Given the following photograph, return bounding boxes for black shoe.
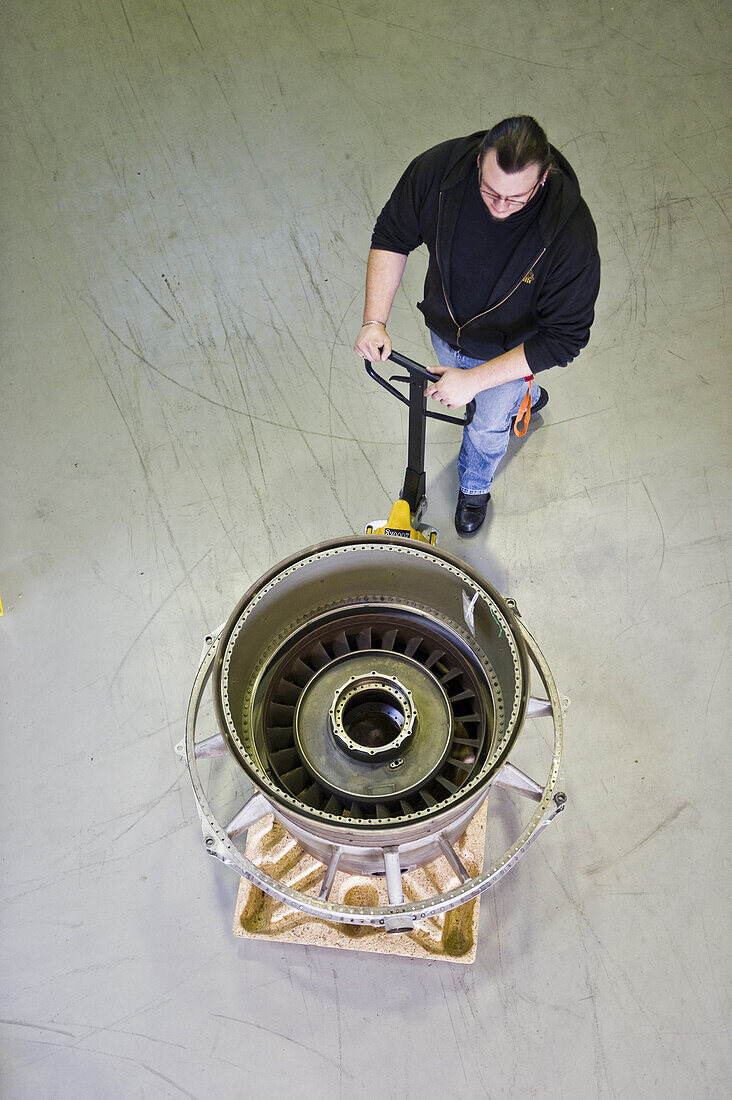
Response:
[455,490,490,536]
[532,386,549,414]
[511,386,548,430]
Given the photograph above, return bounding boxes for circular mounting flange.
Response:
[329,671,415,761]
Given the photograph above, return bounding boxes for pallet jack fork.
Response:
[364,349,475,544]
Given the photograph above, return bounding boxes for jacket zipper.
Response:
[436,191,459,332]
[435,187,547,351]
[455,248,547,347]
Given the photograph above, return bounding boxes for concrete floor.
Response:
[2,1,730,1097]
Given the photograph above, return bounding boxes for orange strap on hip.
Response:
[513,376,534,437]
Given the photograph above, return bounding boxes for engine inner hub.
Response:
[297,651,451,803]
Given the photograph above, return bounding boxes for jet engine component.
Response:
[180,536,564,933]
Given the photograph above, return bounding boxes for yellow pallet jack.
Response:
[363,349,475,544]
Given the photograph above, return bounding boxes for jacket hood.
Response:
[440,131,582,246]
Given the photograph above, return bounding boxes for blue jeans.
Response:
[430,332,540,495]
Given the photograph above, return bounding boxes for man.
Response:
[354,116,600,535]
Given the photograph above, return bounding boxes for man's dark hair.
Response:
[479,116,552,175]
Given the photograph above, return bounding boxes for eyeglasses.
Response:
[477,167,543,209]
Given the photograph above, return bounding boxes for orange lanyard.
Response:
[513,375,534,437]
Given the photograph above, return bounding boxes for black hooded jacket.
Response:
[371,131,600,372]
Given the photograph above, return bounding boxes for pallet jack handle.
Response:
[364,350,475,427]
[365,350,475,514]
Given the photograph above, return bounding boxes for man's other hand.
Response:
[354,324,392,361]
[424,364,478,409]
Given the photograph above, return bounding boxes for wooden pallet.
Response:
[233,804,488,963]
